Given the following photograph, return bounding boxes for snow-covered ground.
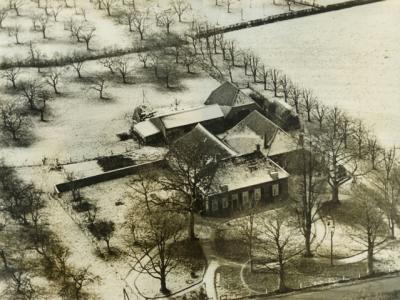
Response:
[0,58,219,167]
[227,0,400,147]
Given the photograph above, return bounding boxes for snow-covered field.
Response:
[227,0,400,147]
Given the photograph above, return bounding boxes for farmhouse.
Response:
[203,150,289,218]
[222,110,299,170]
[204,81,262,126]
[132,104,225,143]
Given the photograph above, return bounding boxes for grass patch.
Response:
[171,239,206,275]
[243,258,367,293]
[215,238,248,264]
[97,155,135,171]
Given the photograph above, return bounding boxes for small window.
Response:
[222,196,229,209]
[272,184,280,197]
[212,199,219,211]
[255,188,261,202]
[242,191,249,207]
[232,193,238,202]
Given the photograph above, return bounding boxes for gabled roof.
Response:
[209,151,289,195]
[173,124,237,160]
[222,111,298,157]
[204,82,254,107]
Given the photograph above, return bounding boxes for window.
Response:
[255,188,261,202]
[242,191,249,207]
[232,193,238,202]
[222,196,229,209]
[212,199,219,211]
[205,200,209,212]
[272,184,280,197]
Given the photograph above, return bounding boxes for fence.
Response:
[197,0,385,38]
[54,159,167,193]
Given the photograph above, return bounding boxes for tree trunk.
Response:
[304,225,313,257]
[188,211,195,240]
[367,246,374,275]
[160,273,169,294]
[278,261,287,292]
[331,184,340,204]
[106,239,111,253]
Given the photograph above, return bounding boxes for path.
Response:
[266,274,400,300]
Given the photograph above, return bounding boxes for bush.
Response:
[97,155,135,171]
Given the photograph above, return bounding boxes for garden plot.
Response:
[227,0,400,146]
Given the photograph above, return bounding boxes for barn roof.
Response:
[222,111,298,157]
[159,104,224,129]
[173,124,237,159]
[204,82,254,107]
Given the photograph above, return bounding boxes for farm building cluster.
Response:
[59,81,301,218]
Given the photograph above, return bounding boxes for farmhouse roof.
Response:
[173,124,237,159]
[222,110,298,157]
[204,82,254,108]
[158,104,224,130]
[209,151,289,195]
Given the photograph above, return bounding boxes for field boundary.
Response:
[197,0,386,38]
[54,159,167,193]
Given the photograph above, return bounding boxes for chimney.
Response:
[270,171,279,180]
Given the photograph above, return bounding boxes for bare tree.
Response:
[280,75,291,103]
[227,40,236,67]
[0,7,8,28]
[10,0,24,16]
[249,55,259,83]
[44,68,63,94]
[0,100,30,141]
[50,4,63,21]
[160,59,177,88]
[260,65,269,90]
[237,203,257,272]
[9,25,21,44]
[256,210,299,293]
[2,67,20,89]
[0,250,36,299]
[127,203,185,294]
[157,10,174,34]
[131,10,147,40]
[270,68,281,97]
[114,57,132,84]
[61,266,98,300]
[101,0,117,16]
[138,53,149,68]
[314,101,327,129]
[367,135,380,170]
[350,184,386,275]
[301,89,316,122]
[181,47,197,73]
[315,107,355,204]
[88,220,115,254]
[90,76,107,99]
[18,79,43,110]
[291,137,325,257]
[99,57,116,74]
[35,88,52,121]
[80,26,96,50]
[156,138,220,240]
[171,0,190,22]
[374,147,398,238]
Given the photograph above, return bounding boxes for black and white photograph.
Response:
[0,0,399,299]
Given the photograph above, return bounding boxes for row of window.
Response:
[206,184,280,212]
